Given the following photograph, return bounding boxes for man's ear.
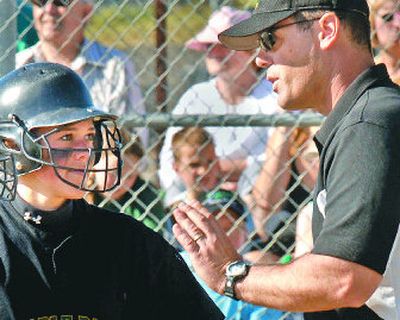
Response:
[318,12,341,50]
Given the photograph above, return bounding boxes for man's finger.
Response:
[184,201,229,239]
[172,218,201,253]
[173,206,207,242]
[176,201,224,239]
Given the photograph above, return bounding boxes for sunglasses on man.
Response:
[258,17,322,51]
[31,0,71,7]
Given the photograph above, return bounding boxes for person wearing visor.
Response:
[0,63,224,320]
[370,0,400,84]
[173,0,400,319]
[16,0,148,147]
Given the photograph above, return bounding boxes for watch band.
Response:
[224,276,236,299]
[223,260,251,300]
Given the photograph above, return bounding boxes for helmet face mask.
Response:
[19,119,122,192]
[0,152,17,201]
[0,62,124,200]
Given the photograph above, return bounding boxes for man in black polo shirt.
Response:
[172,0,400,319]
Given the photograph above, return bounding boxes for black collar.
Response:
[12,194,73,231]
[314,64,393,149]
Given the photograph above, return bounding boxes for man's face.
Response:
[255,17,323,111]
[33,0,92,45]
[173,143,220,193]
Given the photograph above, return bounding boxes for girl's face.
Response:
[18,119,120,207]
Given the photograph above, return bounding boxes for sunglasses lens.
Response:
[259,31,275,51]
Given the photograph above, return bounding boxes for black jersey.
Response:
[0,197,224,320]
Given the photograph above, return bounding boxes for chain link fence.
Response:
[2,0,392,318]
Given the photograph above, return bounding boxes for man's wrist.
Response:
[223,260,252,300]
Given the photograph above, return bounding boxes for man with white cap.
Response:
[173,0,400,319]
[158,6,280,209]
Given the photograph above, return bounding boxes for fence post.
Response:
[154,0,168,113]
[0,0,16,76]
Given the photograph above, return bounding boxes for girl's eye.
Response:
[60,134,72,141]
[86,133,95,141]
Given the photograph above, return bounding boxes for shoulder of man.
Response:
[337,84,400,134]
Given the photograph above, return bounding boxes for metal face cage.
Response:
[20,119,122,192]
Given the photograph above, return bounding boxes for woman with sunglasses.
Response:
[370,0,400,83]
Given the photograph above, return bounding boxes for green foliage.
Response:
[86,3,213,50]
[232,0,257,9]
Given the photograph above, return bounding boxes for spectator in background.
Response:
[91,129,166,233]
[158,6,280,208]
[170,127,221,206]
[16,0,148,146]
[180,188,302,320]
[369,0,400,84]
[250,126,319,246]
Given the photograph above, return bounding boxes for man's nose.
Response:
[255,50,273,69]
[43,2,59,14]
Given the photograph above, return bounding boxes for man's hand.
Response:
[172,201,242,294]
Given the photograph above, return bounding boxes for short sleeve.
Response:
[312,122,400,274]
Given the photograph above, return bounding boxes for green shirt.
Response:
[96,177,166,232]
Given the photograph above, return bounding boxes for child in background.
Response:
[170,127,221,207]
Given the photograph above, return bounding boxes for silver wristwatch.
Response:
[223,260,251,300]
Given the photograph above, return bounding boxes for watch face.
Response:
[227,261,248,277]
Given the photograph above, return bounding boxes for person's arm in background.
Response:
[218,158,248,186]
[251,127,293,238]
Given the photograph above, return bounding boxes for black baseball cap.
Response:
[218,0,370,50]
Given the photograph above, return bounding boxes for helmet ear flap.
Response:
[14,130,42,175]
